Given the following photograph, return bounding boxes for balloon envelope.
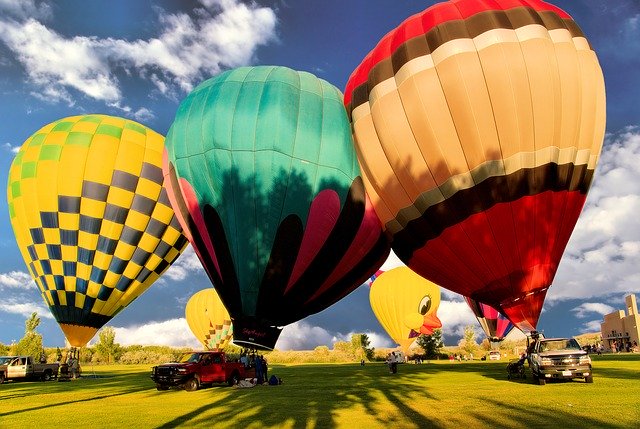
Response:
[186,288,233,351]
[344,0,606,331]
[464,296,515,342]
[164,66,389,350]
[369,267,442,354]
[7,114,189,346]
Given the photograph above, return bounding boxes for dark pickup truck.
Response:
[527,336,593,385]
[151,351,253,391]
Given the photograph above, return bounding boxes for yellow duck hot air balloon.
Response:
[7,114,189,347]
[185,288,233,351]
[370,267,441,354]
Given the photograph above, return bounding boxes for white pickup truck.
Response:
[0,356,60,383]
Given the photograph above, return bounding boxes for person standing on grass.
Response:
[260,355,268,382]
[256,355,264,384]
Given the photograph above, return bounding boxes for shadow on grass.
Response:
[0,374,152,418]
[155,365,439,429]
[0,385,152,418]
[469,398,621,429]
[2,359,636,427]
[151,361,626,428]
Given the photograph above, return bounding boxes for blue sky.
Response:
[1,0,639,350]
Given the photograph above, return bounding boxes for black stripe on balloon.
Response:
[347,8,586,115]
[255,214,303,321]
[49,304,111,329]
[273,178,367,319]
[202,204,242,317]
[392,163,594,262]
[303,233,390,320]
[465,298,483,318]
[486,318,498,338]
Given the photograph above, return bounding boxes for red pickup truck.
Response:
[150,351,253,391]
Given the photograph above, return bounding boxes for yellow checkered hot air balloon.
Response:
[185,289,233,351]
[7,114,189,347]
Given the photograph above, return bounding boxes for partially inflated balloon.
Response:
[164,66,389,350]
[364,269,385,287]
[464,297,515,343]
[370,267,441,354]
[7,115,189,346]
[345,0,605,331]
[186,289,233,350]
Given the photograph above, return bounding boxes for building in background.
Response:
[600,294,639,352]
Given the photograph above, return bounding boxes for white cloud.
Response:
[379,250,405,271]
[0,297,53,319]
[0,0,51,20]
[0,0,277,112]
[276,321,337,350]
[111,318,200,348]
[162,245,203,282]
[275,320,395,351]
[551,130,640,301]
[581,320,603,333]
[437,299,478,338]
[572,302,615,319]
[0,271,35,289]
[3,142,21,154]
[0,19,121,105]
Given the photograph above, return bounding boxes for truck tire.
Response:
[0,373,4,384]
[585,375,594,383]
[41,370,53,381]
[184,377,199,392]
[156,384,170,391]
[537,376,546,385]
[228,371,240,386]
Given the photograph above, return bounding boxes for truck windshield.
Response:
[178,353,200,363]
[0,356,14,364]
[539,339,581,352]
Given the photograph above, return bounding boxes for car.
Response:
[527,334,593,385]
[489,350,501,361]
[151,351,254,391]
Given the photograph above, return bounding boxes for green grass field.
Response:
[1,354,638,429]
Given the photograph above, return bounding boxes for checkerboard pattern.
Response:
[7,115,189,333]
[205,319,233,351]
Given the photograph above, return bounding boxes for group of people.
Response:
[609,340,638,353]
[239,350,269,384]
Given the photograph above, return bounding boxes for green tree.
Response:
[416,329,443,359]
[0,342,9,355]
[460,325,479,357]
[351,333,375,361]
[94,326,121,364]
[14,312,43,360]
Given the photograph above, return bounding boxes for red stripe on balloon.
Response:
[306,194,385,303]
[178,178,223,281]
[285,189,341,294]
[344,0,571,105]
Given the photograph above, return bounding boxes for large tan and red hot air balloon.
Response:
[344,0,605,332]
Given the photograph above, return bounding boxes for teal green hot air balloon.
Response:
[163,66,389,349]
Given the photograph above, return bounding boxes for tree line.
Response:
[1,313,525,365]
